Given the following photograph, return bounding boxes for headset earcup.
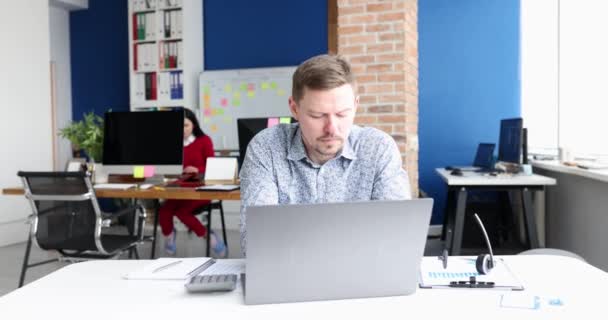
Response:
[476,254,490,275]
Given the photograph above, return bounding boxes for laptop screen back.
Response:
[245,199,433,305]
[473,143,495,168]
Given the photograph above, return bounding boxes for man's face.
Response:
[289,84,358,164]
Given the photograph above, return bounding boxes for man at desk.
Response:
[239,54,411,254]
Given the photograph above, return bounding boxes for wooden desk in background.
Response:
[2,186,241,258]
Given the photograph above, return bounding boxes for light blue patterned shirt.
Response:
[239,123,411,255]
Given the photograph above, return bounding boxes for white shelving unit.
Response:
[127,0,203,111]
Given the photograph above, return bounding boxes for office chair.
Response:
[17,171,146,287]
[191,200,228,257]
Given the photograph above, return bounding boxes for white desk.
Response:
[0,256,604,319]
[436,169,556,255]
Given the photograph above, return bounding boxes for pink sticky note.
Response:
[144,166,155,178]
[267,117,279,128]
[220,98,228,107]
[204,108,211,116]
[248,83,255,91]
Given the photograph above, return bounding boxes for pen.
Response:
[152,260,182,273]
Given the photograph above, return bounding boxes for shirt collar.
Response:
[287,126,357,163]
[183,134,195,147]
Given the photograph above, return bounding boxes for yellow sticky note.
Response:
[280,117,291,124]
[233,91,241,98]
[240,83,247,91]
[270,82,278,89]
[261,82,270,89]
[233,98,241,106]
[224,84,232,93]
[277,89,285,96]
[247,91,255,98]
[210,124,218,132]
[203,117,210,123]
[133,166,144,178]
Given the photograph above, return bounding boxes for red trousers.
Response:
[159,199,211,237]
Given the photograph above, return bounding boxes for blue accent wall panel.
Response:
[419,0,521,224]
[70,0,130,121]
[204,0,328,70]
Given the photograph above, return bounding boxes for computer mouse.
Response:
[450,169,463,176]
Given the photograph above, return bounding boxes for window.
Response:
[521,0,608,159]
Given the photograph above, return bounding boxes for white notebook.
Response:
[123,258,214,280]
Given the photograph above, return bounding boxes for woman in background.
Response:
[159,108,226,257]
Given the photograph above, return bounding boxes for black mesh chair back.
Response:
[21,172,99,252]
[17,171,145,287]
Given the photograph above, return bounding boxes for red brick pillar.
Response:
[337,0,419,196]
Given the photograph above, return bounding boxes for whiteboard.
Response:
[198,66,297,150]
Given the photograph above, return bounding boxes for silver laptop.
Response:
[244,199,433,305]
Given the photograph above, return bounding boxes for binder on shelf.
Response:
[137,14,144,40]
[150,72,157,100]
[177,71,183,99]
[177,41,183,68]
[170,72,176,100]
[164,11,171,38]
[170,10,177,38]
[133,44,138,71]
[132,14,138,40]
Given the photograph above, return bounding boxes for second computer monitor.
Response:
[237,117,297,168]
[473,143,495,169]
[102,109,184,175]
[498,118,523,164]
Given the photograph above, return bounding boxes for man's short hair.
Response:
[292,54,355,103]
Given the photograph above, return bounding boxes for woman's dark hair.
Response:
[184,108,205,137]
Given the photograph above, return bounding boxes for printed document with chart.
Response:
[419,257,524,290]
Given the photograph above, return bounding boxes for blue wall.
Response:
[70,0,130,121]
[419,0,521,224]
[69,1,328,120]
[204,0,327,70]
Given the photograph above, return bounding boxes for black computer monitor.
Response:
[102,110,184,175]
[237,117,297,168]
[498,118,523,164]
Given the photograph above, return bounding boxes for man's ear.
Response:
[288,96,299,120]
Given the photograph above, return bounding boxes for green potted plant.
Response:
[59,111,104,162]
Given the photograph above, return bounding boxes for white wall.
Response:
[0,0,53,246]
[50,6,74,171]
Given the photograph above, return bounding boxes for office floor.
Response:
[0,224,522,297]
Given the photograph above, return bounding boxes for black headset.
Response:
[439,213,495,275]
[473,213,494,275]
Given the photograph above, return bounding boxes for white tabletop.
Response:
[435,168,557,186]
[532,160,608,184]
[0,255,604,320]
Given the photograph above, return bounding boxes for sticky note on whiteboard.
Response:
[267,118,279,128]
[133,166,144,178]
[144,166,155,178]
[280,117,291,124]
